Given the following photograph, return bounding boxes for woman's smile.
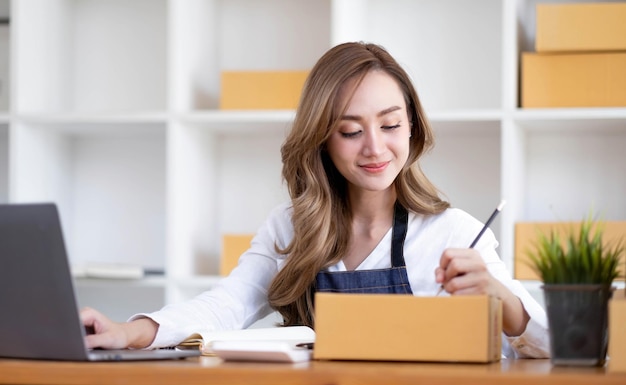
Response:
[360,161,390,173]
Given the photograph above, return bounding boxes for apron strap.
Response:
[391,202,408,268]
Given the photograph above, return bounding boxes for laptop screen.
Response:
[0,203,90,360]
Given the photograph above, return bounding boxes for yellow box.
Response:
[220,71,309,110]
[536,3,626,52]
[609,290,626,373]
[220,234,254,276]
[313,293,502,363]
[521,52,626,108]
[514,221,626,281]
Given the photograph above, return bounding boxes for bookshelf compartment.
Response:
[524,129,626,222]
[74,280,166,322]
[422,120,502,240]
[168,121,289,276]
[11,121,167,271]
[14,0,167,114]
[215,130,289,235]
[362,0,503,112]
[170,0,331,111]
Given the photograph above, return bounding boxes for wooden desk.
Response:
[0,357,624,385]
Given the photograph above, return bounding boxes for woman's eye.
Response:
[382,123,401,130]
[340,131,361,138]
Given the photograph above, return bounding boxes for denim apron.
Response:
[314,202,413,294]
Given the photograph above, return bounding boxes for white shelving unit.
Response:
[1,0,624,320]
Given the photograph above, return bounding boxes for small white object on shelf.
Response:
[72,263,145,280]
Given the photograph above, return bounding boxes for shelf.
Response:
[74,276,167,288]
[179,109,505,134]
[13,115,168,138]
[172,275,224,288]
[513,108,626,133]
[428,109,503,122]
[178,110,296,134]
[16,112,168,125]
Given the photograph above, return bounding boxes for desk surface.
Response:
[1,357,625,385]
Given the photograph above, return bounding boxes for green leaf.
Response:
[524,212,624,285]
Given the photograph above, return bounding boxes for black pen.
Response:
[469,200,506,248]
[436,200,506,296]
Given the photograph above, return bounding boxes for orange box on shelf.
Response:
[220,71,309,110]
[313,293,502,363]
[536,3,626,52]
[220,234,254,276]
[521,52,626,108]
[609,290,626,373]
[514,221,626,281]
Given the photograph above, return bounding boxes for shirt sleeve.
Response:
[128,204,291,349]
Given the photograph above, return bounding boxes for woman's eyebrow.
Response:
[340,105,402,121]
[377,105,402,117]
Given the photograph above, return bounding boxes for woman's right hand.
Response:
[80,307,158,350]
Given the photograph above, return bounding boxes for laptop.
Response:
[0,203,200,361]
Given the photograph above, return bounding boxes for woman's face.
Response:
[326,70,411,196]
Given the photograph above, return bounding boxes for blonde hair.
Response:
[268,42,449,327]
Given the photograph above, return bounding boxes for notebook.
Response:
[0,203,200,361]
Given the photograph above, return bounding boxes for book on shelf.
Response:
[176,326,315,363]
[71,262,146,280]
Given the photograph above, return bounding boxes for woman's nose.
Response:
[362,128,385,156]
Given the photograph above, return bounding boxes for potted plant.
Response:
[526,214,624,367]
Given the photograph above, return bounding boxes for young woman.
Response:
[81,42,549,358]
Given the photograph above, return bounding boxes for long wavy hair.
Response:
[267,42,450,327]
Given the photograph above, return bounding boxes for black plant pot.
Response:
[542,284,614,366]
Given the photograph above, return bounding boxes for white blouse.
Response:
[135,202,550,358]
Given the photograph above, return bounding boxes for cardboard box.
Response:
[220,234,254,276]
[220,71,309,110]
[521,52,626,108]
[609,290,626,373]
[313,293,502,363]
[514,221,626,281]
[536,3,626,52]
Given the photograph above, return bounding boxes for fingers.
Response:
[80,307,104,329]
[438,248,483,280]
[436,248,491,295]
[443,271,491,295]
[85,330,118,350]
[80,307,127,350]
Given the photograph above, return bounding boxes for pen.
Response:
[469,200,506,248]
[436,200,506,296]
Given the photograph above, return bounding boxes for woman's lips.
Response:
[360,161,390,173]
